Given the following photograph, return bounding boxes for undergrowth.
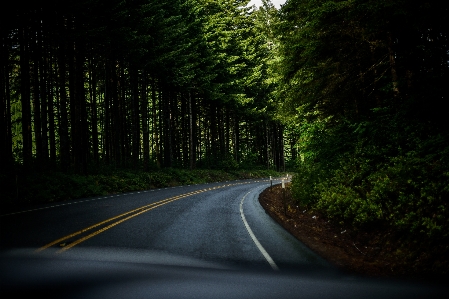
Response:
[2,168,281,206]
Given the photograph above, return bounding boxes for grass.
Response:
[2,168,282,207]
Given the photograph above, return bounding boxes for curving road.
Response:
[0,178,327,270]
[2,178,448,298]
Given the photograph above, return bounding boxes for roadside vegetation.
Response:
[3,167,280,206]
[275,0,449,275]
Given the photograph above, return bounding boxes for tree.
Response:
[2,0,286,175]
[276,0,449,244]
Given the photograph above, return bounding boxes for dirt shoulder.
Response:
[258,183,448,279]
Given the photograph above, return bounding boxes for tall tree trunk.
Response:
[89,56,99,165]
[48,51,56,165]
[40,33,49,168]
[225,107,230,156]
[111,61,120,166]
[141,72,149,171]
[104,59,112,165]
[68,32,88,174]
[234,113,240,163]
[58,40,70,172]
[266,120,270,169]
[188,91,195,170]
[162,88,172,167]
[209,101,217,167]
[32,31,42,168]
[279,124,285,172]
[1,33,13,171]
[76,40,88,174]
[68,39,76,171]
[20,25,33,169]
[130,66,140,168]
[181,92,188,168]
[170,91,179,166]
[152,78,161,168]
[118,64,127,166]
[218,104,225,161]
[271,124,278,171]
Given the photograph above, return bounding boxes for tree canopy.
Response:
[275,0,449,258]
[1,0,286,175]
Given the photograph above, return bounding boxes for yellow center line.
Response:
[58,195,188,252]
[37,189,205,252]
[37,182,256,252]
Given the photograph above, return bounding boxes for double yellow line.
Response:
[37,183,250,253]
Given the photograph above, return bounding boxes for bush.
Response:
[2,167,281,206]
[291,113,449,242]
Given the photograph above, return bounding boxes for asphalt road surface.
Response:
[1,179,447,298]
[1,178,327,270]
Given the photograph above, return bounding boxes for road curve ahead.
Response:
[0,179,328,271]
[3,179,448,299]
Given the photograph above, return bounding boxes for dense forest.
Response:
[2,0,449,271]
[275,0,449,270]
[1,0,287,176]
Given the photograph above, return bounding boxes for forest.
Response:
[1,0,288,173]
[1,0,288,202]
[1,0,448,271]
[276,0,448,272]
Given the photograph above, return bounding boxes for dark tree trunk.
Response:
[31,28,43,168]
[39,31,49,167]
[0,33,13,172]
[234,113,240,163]
[181,92,188,168]
[67,28,88,174]
[279,124,285,172]
[58,39,70,172]
[89,56,99,165]
[171,91,179,166]
[130,66,140,168]
[209,101,218,167]
[162,88,172,167]
[218,104,225,161]
[118,64,127,166]
[152,78,161,168]
[20,25,33,169]
[48,51,56,165]
[141,72,149,171]
[225,107,230,156]
[188,91,196,170]
[76,40,88,174]
[68,27,77,171]
[111,61,120,166]
[266,120,270,169]
[271,124,278,171]
[104,59,113,165]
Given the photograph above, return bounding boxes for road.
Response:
[2,178,448,298]
[0,178,328,270]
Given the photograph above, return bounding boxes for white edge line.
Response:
[239,191,279,271]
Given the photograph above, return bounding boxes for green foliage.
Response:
[239,152,260,169]
[291,117,449,240]
[2,167,280,206]
[314,154,383,227]
[366,148,449,239]
[291,159,321,207]
[278,0,449,247]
